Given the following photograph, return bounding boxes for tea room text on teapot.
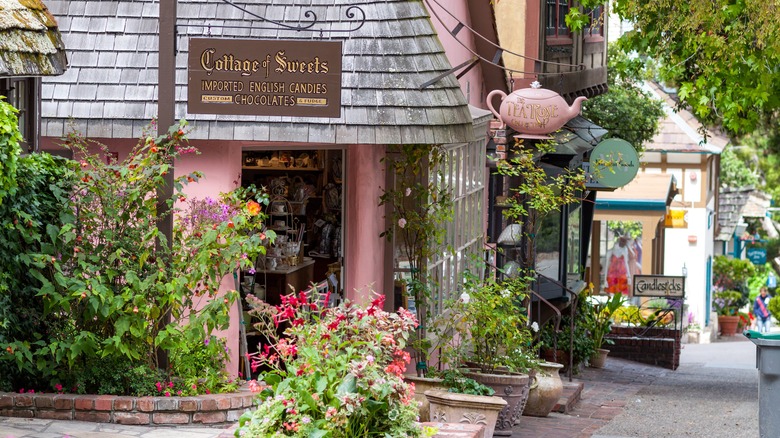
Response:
[486,81,587,138]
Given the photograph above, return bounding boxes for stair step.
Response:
[553,381,583,414]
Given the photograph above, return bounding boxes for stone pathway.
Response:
[0,417,237,438]
[513,333,758,438]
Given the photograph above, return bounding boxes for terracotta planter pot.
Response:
[464,370,531,435]
[718,315,740,337]
[403,375,445,422]
[522,362,563,417]
[589,348,609,369]
[425,390,507,438]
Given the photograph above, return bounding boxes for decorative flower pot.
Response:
[589,348,610,369]
[522,362,563,417]
[404,375,445,422]
[464,370,531,435]
[425,389,507,438]
[718,315,740,337]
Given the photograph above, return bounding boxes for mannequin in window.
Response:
[629,238,642,278]
[605,235,633,294]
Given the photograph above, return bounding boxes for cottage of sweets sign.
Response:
[187,38,342,118]
[633,275,685,298]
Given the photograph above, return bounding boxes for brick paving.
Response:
[513,357,667,438]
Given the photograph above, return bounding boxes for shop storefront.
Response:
[591,173,679,294]
[40,0,487,374]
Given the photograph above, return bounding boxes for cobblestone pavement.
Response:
[514,334,759,438]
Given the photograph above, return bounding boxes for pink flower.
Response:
[248,380,262,393]
[405,187,412,196]
[164,391,171,397]
[397,218,407,228]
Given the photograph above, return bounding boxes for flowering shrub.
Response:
[713,290,745,316]
[238,292,426,437]
[1,119,270,394]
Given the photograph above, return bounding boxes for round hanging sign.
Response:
[590,138,639,188]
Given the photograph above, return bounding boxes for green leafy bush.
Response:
[0,107,77,391]
[767,297,780,324]
[1,120,270,394]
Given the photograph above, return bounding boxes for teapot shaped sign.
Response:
[487,81,587,139]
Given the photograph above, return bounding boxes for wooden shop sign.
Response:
[633,275,685,298]
[188,38,342,118]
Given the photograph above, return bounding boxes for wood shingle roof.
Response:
[0,0,67,76]
[40,0,474,144]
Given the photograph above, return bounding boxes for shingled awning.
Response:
[41,0,473,145]
[0,0,67,76]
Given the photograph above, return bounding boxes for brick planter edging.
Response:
[605,326,681,370]
[0,389,255,426]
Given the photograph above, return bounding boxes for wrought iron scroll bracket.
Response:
[178,1,365,34]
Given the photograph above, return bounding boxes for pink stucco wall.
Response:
[343,145,387,305]
[425,0,487,108]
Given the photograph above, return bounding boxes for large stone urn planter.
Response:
[464,370,531,436]
[522,361,563,417]
[589,348,609,368]
[425,389,507,438]
[404,375,446,422]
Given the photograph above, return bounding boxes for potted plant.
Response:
[424,370,507,437]
[536,293,596,375]
[585,292,627,368]
[432,270,536,435]
[713,290,745,336]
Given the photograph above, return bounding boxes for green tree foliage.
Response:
[720,147,760,188]
[582,45,665,151]
[612,0,780,136]
[582,84,665,151]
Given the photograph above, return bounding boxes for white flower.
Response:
[531,322,539,332]
[405,187,412,196]
[398,218,407,228]
[459,292,470,304]
[501,289,511,298]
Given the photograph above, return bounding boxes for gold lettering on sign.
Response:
[274,51,329,74]
[201,95,233,103]
[507,100,559,128]
[297,97,327,106]
[200,49,261,77]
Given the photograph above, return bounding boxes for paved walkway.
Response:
[0,333,763,438]
[0,418,237,438]
[514,333,759,438]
